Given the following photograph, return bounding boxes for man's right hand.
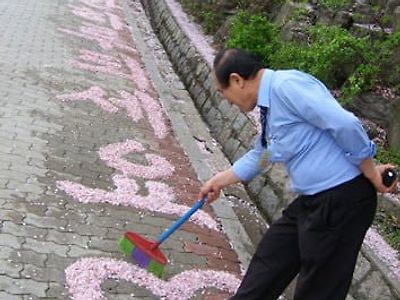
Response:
[198,169,241,204]
[199,178,222,203]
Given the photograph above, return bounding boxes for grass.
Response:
[374,210,400,253]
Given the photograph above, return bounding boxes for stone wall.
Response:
[139,0,400,299]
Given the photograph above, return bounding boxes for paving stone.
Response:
[46,230,89,248]
[47,282,69,298]
[21,264,64,282]
[45,253,75,269]
[0,233,22,249]
[0,292,22,300]
[23,214,68,230]
[0,259,24,277]
[1,221,47,240]
[356,271,394,299]
[86,215,128,230]
[0,246,13,259]
[89,236,121,253]
[113,281,154,297]
[0,275,48,297]
[67,245,106,258]
[9,250,47,268]
[353,253,371,283]
[170,252,207,265]
[23,238,68,257]
[66,222,108,236]
[0,210,25,223]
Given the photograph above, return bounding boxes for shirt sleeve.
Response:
[277,74,376,166]
[231,135,265,182]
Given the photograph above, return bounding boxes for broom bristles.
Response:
[117,232,167,278]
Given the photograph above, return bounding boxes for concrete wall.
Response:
[140,0,400,299]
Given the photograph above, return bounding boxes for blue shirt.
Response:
[232,69,376,195]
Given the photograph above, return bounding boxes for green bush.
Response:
[226,11,281,63]
[341,32,400,101]
[376,146,400,167]
[273,25,370,89]
[200,11,220,34]
[228,17,371,89]
[341,64,380,104]
[180,1,224,35]
[319,0,352,10]
[374,210,400,252]
[225,10,400,103]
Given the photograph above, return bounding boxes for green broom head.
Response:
[118,231,167,278]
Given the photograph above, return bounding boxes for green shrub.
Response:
[226,11,281,63]
[270,25,370,89]
[307,26,368,87]
[225,10,400,103]
[179,1,224,35]
[341,32,400,101]
[200,11,220,34]
[341,64,380,104]
[268,43,309,70]
[374,210,400,252]
[319,0,352,10]
[376,146,400,167]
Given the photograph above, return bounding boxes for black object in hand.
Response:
[382,168,397,187]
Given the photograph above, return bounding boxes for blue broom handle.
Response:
[156,197,207,245]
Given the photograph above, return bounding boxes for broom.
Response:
[118,196,208,278]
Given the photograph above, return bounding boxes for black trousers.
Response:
[231,175,377,300]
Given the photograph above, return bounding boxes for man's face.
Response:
[214,74,255,112]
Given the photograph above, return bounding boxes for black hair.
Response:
[213,48,264,89]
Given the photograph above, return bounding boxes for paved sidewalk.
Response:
[0,0,265,299]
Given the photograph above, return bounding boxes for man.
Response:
[198,48,397,300]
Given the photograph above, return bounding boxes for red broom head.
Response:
[125,232,167,265]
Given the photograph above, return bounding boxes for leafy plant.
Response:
[306,25,369,87]
[374,210,400,252]
[341,64,380,104]
[200,11,220,34]
[270,25,371,89]
[376,146,400,167]
[226,11,281,63]
[341,32,400,101]
[318,0,352,10]
[224,6,400,104]
[179,0,223,35]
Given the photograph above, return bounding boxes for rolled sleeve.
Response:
[344,140,376,165]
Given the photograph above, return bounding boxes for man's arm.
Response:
[278,75,397,192]
[199,135,266,203]
[278,75,375,167]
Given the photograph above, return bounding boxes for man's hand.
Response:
[360,158,397,193]
[198,169,241,204]
[371,164,398,193]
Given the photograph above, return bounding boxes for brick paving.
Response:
[0,0,262,299]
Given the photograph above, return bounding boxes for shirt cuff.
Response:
[344,141,377,165]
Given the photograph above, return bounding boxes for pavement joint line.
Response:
[121,0,253,272]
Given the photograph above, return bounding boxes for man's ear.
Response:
[229,73,244,88]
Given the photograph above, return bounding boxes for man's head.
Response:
[213,48,264,112]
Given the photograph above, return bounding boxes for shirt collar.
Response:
[257,69,274,108]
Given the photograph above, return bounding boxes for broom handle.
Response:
[155,197,207,246]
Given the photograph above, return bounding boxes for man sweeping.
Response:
[199,48,397,300]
